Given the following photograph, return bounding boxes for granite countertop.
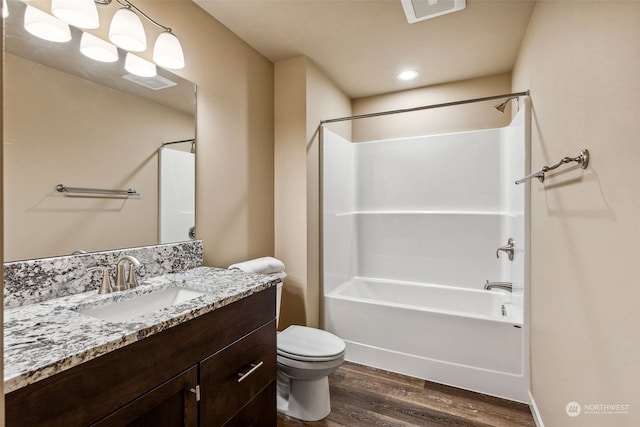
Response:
[4,266,280,394]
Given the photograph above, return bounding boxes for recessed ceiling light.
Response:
[397,70,419,81]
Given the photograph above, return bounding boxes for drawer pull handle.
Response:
[237,361,264,383]
[189,385,201,402]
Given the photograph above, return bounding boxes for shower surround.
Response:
[322,100,530,402]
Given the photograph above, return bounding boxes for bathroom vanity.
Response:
[4,266,278,426]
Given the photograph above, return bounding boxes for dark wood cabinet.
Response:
[200,321,276,426]
[5,287,276,427]
[92,366,199,427]
[223,381,277,427]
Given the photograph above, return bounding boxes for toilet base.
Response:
[277,371,331,422]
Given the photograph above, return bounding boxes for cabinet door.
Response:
[91,366,198,427]
[223,381,276,427]
[200,320,277,426]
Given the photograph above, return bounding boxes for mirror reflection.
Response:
[3,0,196,262]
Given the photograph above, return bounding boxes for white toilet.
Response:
[228,258,346,421]
[275,282,346,422]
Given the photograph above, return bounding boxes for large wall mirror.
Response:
[3,0,196,262]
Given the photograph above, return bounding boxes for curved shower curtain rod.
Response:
[320,90,530,125]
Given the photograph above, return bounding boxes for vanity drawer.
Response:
[200,319,277,426]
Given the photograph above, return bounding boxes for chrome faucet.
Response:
[484,280,513,292]
[496,238,515,261]
[115,256,141,291]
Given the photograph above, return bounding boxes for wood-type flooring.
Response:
[277,361,535,427]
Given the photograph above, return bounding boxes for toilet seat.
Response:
[277,325,346,362]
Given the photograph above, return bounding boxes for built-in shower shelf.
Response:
[332,210,522,217]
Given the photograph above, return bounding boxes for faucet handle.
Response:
[496,238,515,261]
[87,266,113,294]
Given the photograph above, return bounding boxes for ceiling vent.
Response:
[401,0,466,23]
[122,73,177,91]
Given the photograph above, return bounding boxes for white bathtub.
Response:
[324,277,528,402]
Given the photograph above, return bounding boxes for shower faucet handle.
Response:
[496,238,515,261]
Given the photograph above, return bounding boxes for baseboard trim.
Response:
[529,391,545,427]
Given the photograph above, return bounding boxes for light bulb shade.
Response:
[80,32,118,63]
[109,7,146,52]
[125,52,157,77]
[153,31,185,69]
[2,0,9,19]
[24,5,71,43]
[52,0,99,29]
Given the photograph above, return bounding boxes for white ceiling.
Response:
[194,0,536,99]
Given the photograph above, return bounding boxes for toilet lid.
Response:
[277,325,346,359]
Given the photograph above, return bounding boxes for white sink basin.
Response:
[79,287,207,322]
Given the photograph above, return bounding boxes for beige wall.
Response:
[274,57,308,328]
[274,57,351,329]
[513,2,640,426]
[121,1,276,268]
[4,53,193,261]
[351,73,512,142]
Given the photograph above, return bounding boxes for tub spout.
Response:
[484,281,513,292]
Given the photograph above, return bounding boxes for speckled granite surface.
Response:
[4,266,280,393]
[4,241,203,308]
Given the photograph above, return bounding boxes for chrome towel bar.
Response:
[56,184,140,197]
[515,149,589,185]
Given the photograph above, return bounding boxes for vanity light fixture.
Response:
[80,32,119,63]
[98,0,185,69]
[125,52,157,77]
[2,0,8,19]
[51,0,99,29]
[23,1,185,70]
[24,5,72,43]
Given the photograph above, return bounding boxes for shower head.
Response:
[495,96,519,113]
